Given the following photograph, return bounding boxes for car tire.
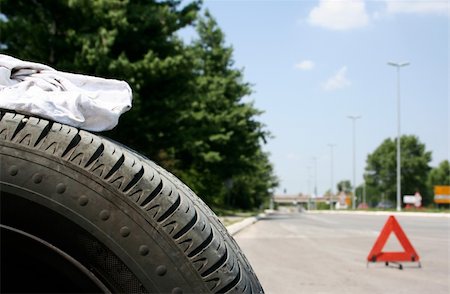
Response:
[0,110,263,294]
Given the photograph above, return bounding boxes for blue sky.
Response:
[184,0,449,196]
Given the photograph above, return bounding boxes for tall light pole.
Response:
[328,144,336,210]
[387,61,410,212]
[312,157,318,197]
[347,115,361,209]
[363,172,367,206]
[306,165,312,210]
[312,157,318,210]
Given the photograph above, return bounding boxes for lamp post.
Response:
[363,172,367,206]
[312,156,318,198]
[328,144,336,210]
[311,157,318,210]
[387,61,410,212]
[307,166,312,210]
[347,115,361,209]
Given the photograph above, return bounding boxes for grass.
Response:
[212,207,261,217]
[219,217,246,227]
[212,207,264,227]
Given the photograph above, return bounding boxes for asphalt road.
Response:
[234,212,449,294]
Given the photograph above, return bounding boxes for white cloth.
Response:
[0,54,132,131]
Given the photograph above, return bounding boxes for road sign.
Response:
[434,185,450,204]
[403,195,416,204]
[403,192,422,207]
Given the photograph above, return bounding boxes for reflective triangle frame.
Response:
[367,215,420,265]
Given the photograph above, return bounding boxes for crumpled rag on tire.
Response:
[0,54,132,132]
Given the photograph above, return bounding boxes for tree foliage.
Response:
[1,0,201,163]
[364,135,432,204]
[0,1,277,210]
[173,12,277,207]
[336,180,352,193]
[427,160,450,186]
[427,160,450,197]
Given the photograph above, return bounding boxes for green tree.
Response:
[428,160,450,185]
[337,180,352,193]
[230,150,278,209]
[365,135,432,205]
[0,0,201,168]
[355,183,381,207]
[176,11,277,207]
[0,2,278,210]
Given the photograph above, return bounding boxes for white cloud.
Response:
[308,0,370,30]
[386,0,449,15]
[323,66,351,91]
[295,60,315,70]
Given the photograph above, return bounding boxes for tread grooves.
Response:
[84,143,105,167]
[123,166,144,192]
[215,264,241,294]
[206,278,220,291]
[140,180,163,207]
[104,154,125,179]
[178,238,192,246]
[34,121,53,147]
[190,227,214,258]
[158,195,181,223]
[130,189,143,200]
[92,164,105,173]
[193,258,208,271]
[157,195,181,223]
[173,209,198,239]
[163,221,177,234]
[11,116,28,140]
[230,259,235,272]
[0,111,262,293]
[201,245,228,277]
[19,134,31,144]
[61,133,81,157]
[163,221,177,228]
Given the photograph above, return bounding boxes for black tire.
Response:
[0,110,263,294]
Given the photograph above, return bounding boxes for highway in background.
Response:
[234,212,449,294]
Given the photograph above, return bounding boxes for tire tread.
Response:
[0,109,263,294]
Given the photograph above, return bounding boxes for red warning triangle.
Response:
[367,215,420,262]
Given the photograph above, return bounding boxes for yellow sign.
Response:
[434,185,450,204]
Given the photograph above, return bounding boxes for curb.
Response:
[307,210,450,218]
[226,213,266,236]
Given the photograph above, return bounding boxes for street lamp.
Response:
[306,165,312,211]
[387,61,410,212]
[347,115,361,209]
[313,157,318,210]
[328,144,336,210]
[363,172,367,206]
[312,156,318,198]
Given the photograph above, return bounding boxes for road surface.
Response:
[234,212,449,294]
